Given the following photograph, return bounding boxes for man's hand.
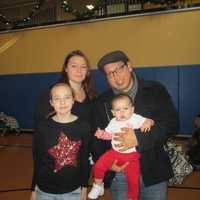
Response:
[110,159,129,172]
[113,127,138,152]
[140,119,154,133]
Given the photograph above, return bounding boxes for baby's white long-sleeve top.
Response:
[105,113,146,153]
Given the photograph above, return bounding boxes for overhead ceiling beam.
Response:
[0,0,37,10]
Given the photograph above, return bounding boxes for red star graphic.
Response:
[48,132,81,172]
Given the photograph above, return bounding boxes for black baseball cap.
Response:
[97,50,129,72]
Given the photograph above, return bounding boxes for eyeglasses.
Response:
[106,64,126,78]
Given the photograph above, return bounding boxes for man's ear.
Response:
[127,62,133,72]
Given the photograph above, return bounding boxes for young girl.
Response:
[88,94,154,200]
[30,83,90,200]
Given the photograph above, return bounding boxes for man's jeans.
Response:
[35,186,81,200]
[111,173,167,200]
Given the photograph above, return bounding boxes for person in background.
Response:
[88,94,154,200]
[34,50,96,129]
[187,114,200,170]
[30,83,90,200]
[194,114,200,128]
[91,50,178,200]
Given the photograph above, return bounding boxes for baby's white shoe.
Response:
[88,183,104,199]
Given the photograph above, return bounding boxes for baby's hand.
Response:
[95,128,112,140]
[140,119,154,133]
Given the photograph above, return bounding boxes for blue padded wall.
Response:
[0,65,199,135]
[91,70,110,94]
[154,67,179,110]
[0,73,60,129]
[135,67,179,110]
[179,65,200,134]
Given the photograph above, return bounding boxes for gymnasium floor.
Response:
[0,133,199,200]
[0,134,32,200]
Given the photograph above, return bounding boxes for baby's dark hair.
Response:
[111,94,134,108]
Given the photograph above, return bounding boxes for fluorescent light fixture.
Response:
[86,4,94,10]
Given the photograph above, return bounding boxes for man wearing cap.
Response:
[90,50,178,200]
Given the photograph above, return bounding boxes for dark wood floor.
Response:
[0,133,199,200]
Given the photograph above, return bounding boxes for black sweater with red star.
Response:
[31,117,90,194]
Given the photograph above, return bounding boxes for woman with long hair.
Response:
[34,50,96,127]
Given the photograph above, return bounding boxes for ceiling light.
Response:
[86,4,94,10]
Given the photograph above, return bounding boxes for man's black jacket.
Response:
[91,79,179,186]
